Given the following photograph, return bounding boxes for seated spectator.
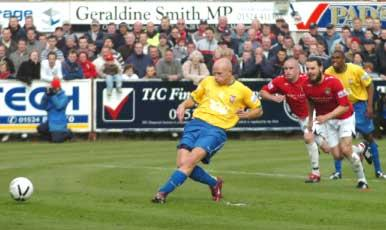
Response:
[182,50,209,84]
[172,39,188,62]
[37,78,73,143]
[102,53,122,96]
[156,49,182,81]
[181,42,197,64]
[345,37,362,62]
[148,45,160,65]
[363,62,380,79]
[352,52,364,67]
[143,65,157,79]
[255,47,274,78]
[192,20,208,44]
[122,64,139,80]
[0,61,13,79]
[196,27,218,69]
[78,51,97,79]
[0,44,16,74]
[62,50,83,80]
[239,50,257,78]
[40,52,63,82]
[16,50,40,85]
[158,33,170,58]
[118,32,135,61]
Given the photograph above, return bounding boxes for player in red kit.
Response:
[260,58,325,183]
[303,57,368,189]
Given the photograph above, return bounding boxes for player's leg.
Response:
[303,131,320,183]
[355,101,384,178]
[338,116,368,189]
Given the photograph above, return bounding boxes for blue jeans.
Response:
[106,75,122,92]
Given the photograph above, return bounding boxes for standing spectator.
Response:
[126,42,152,78]
[362,39,377,68]
[16,50,40,85]
[146,21,160,47]
[62,35,78,58]
[40,52,63,82]
[102,53,122,95]
[214,16,229,41]
[271,48,287,77]
[9,39,29,73]
[8,16,25,42]
[62,49,83,80]
[196,27,218,70]
[323,23,341,55]
[0,45,15,74]
[192,20,208,44]
[62,20,77,42]
[172,39,188,62]
[0,28,17,56]
[139,32,149,54]
[158,33,170,57]
[156,48,182,81]
[37,78,72,143]
[176,18,191,44]
[133,21,144,41]
[182,50,209,84]
[115,22,129,49]
[372,18,382,38]
[352,17,365,42]
[181,42,196,64]
[78,51,97,79]
[54,26,66,52]
[118,32,135,61]
[23,15,36,32]
[25,28,42,54]
[40,35,64,61]
[148,45,160,65]
[159,16,171,35]
[331,25,352,53]
[239,50,257,78]
[78,36,90,54]
[84,19,105,52]
[377,42,386,78]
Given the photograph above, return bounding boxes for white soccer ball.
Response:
[9,177,34,201]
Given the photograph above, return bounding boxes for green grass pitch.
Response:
[1,139,386,229]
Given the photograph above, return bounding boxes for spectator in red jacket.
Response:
[78,51,97,79]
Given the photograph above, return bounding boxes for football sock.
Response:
[349,153,367,183]
[189,166,217,187]
[159,170,187,194]
[334,160,342,174]
[306,142,320,174]
[352,144,363,157]
[369,141,382,173]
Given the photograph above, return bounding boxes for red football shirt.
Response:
[303,75,353,120]
[261,74,308,119]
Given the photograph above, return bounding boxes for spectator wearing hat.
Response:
[115,22,129,49]
[16,50,40,85]
[102,52,122,96]
[192,20,208,44]
[323,23,341,55]
[221,28,240,56]
[62,20,77,42]
[146,21,160,47]
[40,51,63,82]
[345,37,362,62]
[84,19,105,52]
[37,78,72,143]
[363,39,378,68]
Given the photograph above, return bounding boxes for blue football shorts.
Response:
[177,119,227,164]
[354,101,374,135]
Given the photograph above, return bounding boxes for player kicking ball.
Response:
[152,58,263,203]
[304,57,368,189]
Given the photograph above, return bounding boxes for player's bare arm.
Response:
[177,97,196,122]
[236,107,263,120]
[315,105,349,124]
[259,90,285,103]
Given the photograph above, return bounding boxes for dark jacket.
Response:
[16,60,40,85]
[62,59,84,80]
[126,53,152,78]
[41,90,69,132]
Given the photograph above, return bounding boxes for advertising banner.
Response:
[93,80,300,132]
[0,80,92,133]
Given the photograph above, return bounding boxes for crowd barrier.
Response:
[0,79,385,133]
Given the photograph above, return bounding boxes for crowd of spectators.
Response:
[0,15,385,84]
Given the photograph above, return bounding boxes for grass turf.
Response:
[0,139,386,229]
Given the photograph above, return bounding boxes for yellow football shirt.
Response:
[191,76,261,130]
[325,63,372,103]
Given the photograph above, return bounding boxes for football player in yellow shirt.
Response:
[325,50,385,179]
[152,58,263,203]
